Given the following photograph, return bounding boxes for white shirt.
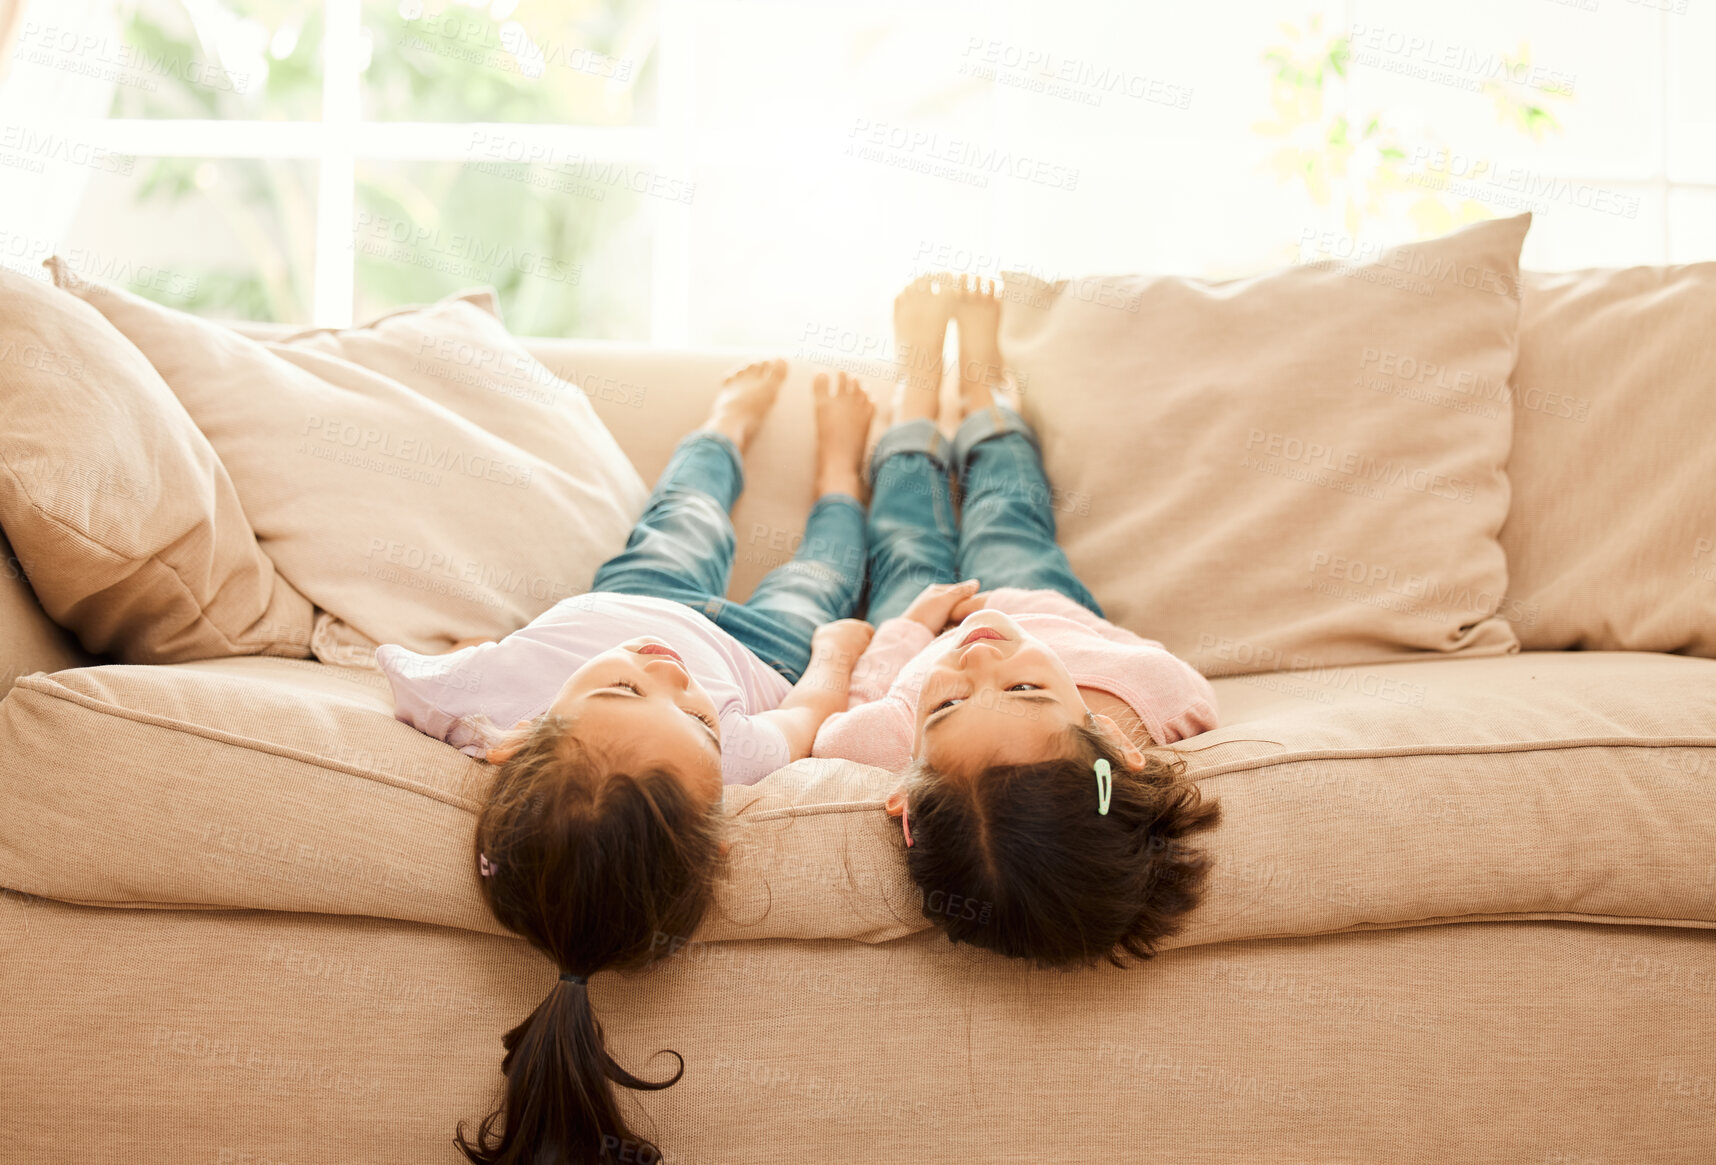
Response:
[376,592,795,785]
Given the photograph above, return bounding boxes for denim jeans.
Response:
[863,402,1103,624]
[588,431,866,684]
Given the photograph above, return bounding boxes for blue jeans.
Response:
[589,431,866,683]
[863,403,1102,624]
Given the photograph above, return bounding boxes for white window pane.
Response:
[686,1,982,135]
[1667,0,1716,183]
[354,159,654,337]
[1667,186,1716,262]
[361,0,657,125]
[690,149,989,349]
[61,157,318,321]
[97,0,323,121]
[998,0,1335,148]
[1349,0,1662,179]
[1520,181,1666,268]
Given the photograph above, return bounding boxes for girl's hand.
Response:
[811,619,875,670]
[901,579,982,633]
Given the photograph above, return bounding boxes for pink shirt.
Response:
[375,593,795,786]
[812,588,1219,770]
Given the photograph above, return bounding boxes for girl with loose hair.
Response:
[812,274,1224,969]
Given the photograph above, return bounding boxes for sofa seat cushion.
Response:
[2,651,1712,948]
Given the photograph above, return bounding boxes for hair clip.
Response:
[900,802,914,848]
[478,852,497,877]
[1094,759,1113,816]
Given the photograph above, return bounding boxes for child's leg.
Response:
[863,275,960,624]
[947,278,1104,617]
[588,359,785,604]
[713,373,872,681]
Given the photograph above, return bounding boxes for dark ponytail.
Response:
[457,714,724,1165]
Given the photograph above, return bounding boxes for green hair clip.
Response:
[1094,758,1113,816]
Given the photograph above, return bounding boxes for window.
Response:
[4,0,1711,344]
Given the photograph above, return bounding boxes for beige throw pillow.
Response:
[999,215,1531,678]
[0,264,314,663]
[51,268,648,659]
[1500,266,1716,657]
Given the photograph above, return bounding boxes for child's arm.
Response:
[950,586,1158,647]
[846,619,934,706]
[844,579,983,706]
[754,619,875,761]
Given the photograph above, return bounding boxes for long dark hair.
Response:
[901,720,1221,968]
[457,713,725,1165]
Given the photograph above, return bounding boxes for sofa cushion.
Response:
[49,268,648,660]
[999,215,1531,678]
[0,264,315,664]
[3,649,1712,948]
[1501,265,1716,658]
[0,523,99,698]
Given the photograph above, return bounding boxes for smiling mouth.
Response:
[636,642,686,667]
[959,627,1005,647]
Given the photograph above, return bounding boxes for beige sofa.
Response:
[4,267,1716,1163]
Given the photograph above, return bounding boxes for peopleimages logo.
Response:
[1402,146,1640,220]
[301,415,533,489]
[1243,428,1477,503]
[0,124,133,175]
[1346,23,1577,95]
[1295,229,1521,298]
[846,119,1080,192]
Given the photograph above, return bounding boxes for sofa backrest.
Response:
[1499,265,1716,658]
[4,265,1714,689]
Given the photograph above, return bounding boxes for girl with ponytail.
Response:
[454,726,723,1165]
[367,361,878,1164]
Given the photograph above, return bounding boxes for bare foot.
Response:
[891,274,952,423]
[951,275,1007,418]
[813,371,874,499]
[703,358,787,451]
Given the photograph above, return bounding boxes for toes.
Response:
[766,358,787,385]
[812,372,830,401]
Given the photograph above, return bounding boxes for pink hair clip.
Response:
[900,803,914,848]
[478,852,497,877]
